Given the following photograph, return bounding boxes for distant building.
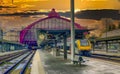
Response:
[101,29,120,38]
[96,29,120,52]
[3,30,20,42]
[101,18,114,32]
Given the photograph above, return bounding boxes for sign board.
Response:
[75,33,84,39]
[47,34,56,40]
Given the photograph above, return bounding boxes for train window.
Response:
[80,39,89,46]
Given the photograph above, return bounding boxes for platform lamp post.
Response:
[70,0,75,63]
[104,18,108,52]
[106,24,108,52]
[0,28,3,52]
[12,0,14,4]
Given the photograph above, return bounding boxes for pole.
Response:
[12,0,13,4]
[70,0,75,63]
[106,19,108,52]
[63,34,67,59]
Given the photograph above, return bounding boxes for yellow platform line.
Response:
[31,50,45,74]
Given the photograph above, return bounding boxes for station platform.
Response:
[31,49,120,74]
[91,50,120,57]
[0,49,27,56]
[60,49,120,57]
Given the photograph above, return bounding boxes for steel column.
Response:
[70,0,75,63]
[106,41,108,52]
[63,35,67,59]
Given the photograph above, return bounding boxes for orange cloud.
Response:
[0,0,120,14]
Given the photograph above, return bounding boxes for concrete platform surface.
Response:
[31,50,45,74]
[92,50,120,56]
[31,49,120,74]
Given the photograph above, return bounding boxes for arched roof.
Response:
[20,9,86,45]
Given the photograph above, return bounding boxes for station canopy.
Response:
[20,9,89,46]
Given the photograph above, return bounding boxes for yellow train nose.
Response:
[76,39,92,51]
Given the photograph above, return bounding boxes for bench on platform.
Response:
[73,55,85,65]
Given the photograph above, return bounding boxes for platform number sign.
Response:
[75,33,84,39]
[47,34,56,40]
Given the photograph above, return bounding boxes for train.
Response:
[75,39,92,56]
[27,38,92,56]
[57,38,92,56]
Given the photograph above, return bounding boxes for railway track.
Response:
[20,51,35,74]
[3,50,36,74]
[0,50,29,65]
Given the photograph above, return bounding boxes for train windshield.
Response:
[80,39,89,46]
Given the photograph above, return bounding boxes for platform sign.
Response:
[75,33,84,39]
[47,34,56,40]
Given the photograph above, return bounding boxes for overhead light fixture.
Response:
[39,34,45,40]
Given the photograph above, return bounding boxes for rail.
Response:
[20,50,36,74]
[0,50,28,65]
[4,51,32,74]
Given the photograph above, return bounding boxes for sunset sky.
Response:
[0,0,120,40]
[0,0,120,13]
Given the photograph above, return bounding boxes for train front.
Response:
[76,39,92,56]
